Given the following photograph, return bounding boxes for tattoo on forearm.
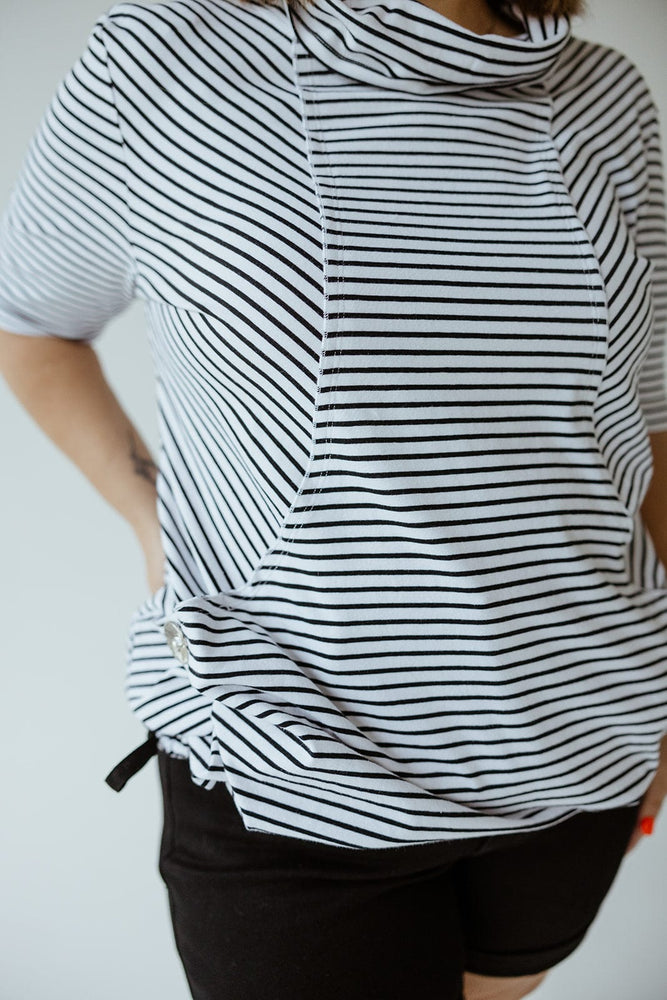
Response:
[128,430,158,485]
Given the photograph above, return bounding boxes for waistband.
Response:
[105,730,159,791]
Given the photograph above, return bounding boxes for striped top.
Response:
[2,0,667,849]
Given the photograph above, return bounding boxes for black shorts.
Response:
[156,748,641,1000]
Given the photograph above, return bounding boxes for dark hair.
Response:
[246,0,586,19]
[489,0,585,18]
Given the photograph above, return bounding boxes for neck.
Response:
[415,0,522,37]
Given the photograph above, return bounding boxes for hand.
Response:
[144,545,166,594]
[625,732,667,855]
[136,518,165,595]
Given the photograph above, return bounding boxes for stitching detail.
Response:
[95,14,139,302]
[221,4,334,601]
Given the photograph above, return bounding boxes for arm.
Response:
[0,19,165,587]
[641,431,667,572]
[0,328,164,590]
[629,429,667,854]
[634,87,667,578]
[620,72,667,855]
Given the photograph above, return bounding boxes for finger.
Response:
[639,788,666,827]
[625,809,660,856]
[624,828,643,856]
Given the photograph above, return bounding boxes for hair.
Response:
[245,0,586,18]
[489,0,585,17]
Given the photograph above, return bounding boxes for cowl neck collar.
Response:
[289,0,573,94]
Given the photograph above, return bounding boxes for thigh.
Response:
[156,749,468,1000]
[451,800,642,977]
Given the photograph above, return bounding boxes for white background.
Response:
[0,1,665,997]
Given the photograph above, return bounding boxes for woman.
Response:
[1,0,666,996]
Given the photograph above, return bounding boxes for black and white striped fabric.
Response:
[2,0,667,848]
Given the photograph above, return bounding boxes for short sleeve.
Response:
[635,93,667,434]
[0,11,135,341]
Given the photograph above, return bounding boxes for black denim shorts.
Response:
[155,748,641,1000]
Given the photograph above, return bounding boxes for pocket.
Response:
[157,750,176,875]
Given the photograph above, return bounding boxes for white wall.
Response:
[0,1,665,998]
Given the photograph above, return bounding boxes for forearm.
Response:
[0,328,161,549]
[641,430,667,570]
